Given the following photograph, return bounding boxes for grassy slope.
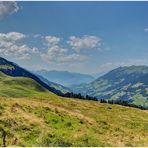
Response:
[0,72,148,146]
[0,72,50,98]
[0,96,148,147]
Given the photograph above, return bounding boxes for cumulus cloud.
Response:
[44,36,61,46]
[0,1,19,18]
[41,35,88,64]
[67,35,102,52]
[41,45,88,64]
[144,28,148,32]
[0,32,107,66]
[0,32,26,42]
[0,32,38,60]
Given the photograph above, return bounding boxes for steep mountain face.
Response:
[35,70,95,87]
[72,66,148,108]
[0,57,66,96]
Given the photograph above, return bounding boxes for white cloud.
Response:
[0,1,19,18]
[32,47,39,53]
[67,35,102,52]
[41,35,88,64]
[144,28,148,32]
[0,32,26,42]
[41,45,88,64]
[0,32,38,60]
[59,53,88,63]
[45,36,61,46]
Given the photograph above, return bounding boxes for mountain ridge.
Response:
[71,65,148,108]
[0,71,50,97]
[0,57,67,96]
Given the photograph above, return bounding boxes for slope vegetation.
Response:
[0,96,148,147]
[0,69,148,146]
[72,66,148,108]
[0,72,49,97]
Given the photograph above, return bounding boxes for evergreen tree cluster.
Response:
[64,92,98,101]
[100,99,147,110]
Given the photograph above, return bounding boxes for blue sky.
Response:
[0,1,148,74]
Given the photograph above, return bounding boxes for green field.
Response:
[0,72,148,146]
[0,72,49,98]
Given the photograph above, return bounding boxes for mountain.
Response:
[92,72,107,79]
[36,74,71,94]
[0,57,68,96]
[34,70,95,87]
[71,66,148,108]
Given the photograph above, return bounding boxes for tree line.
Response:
[100,99,147,110]
[63,92,147,110]
[64,92,98,101]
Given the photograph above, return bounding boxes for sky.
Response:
[0,1,148,74]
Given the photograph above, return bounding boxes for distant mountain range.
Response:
[0,57,69,95]
[34,70,95,87]
[71,66,148,108]
[36,74,71,94]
